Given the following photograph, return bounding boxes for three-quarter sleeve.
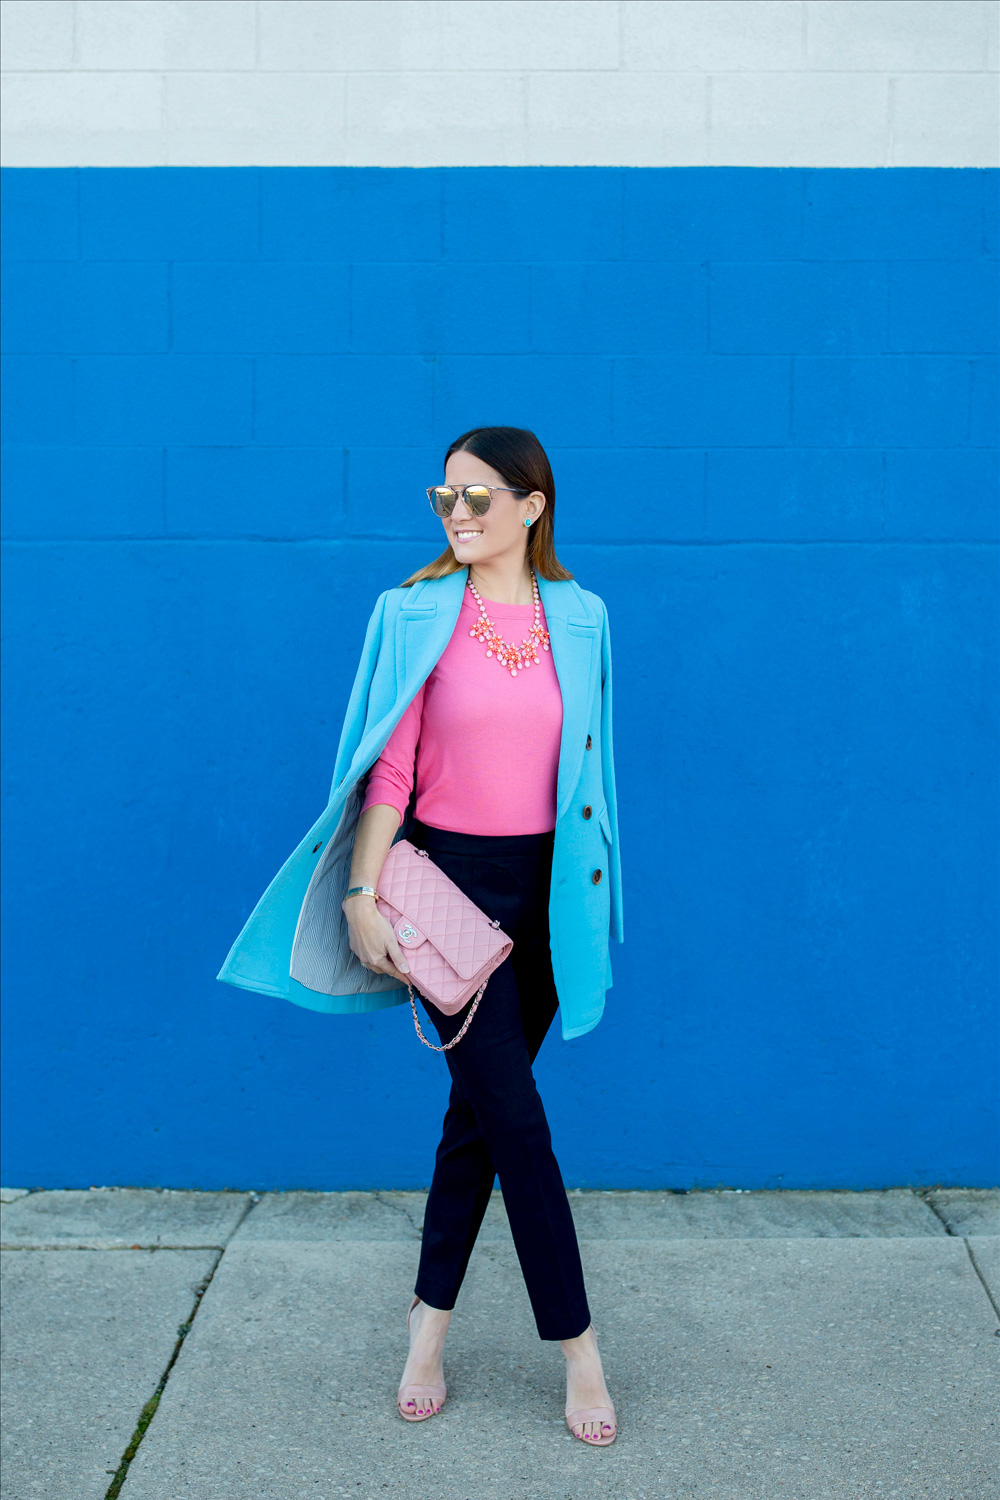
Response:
[359,683,425,821]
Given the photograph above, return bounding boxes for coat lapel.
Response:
[536,572,600,820]
[395,566,467,690]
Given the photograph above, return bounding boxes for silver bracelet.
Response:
[345,885,377,900]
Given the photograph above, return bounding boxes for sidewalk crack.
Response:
[918,1189,954,1235]
[103,1246,224,1499]
[373,1190,422,1237]
[917,1192,998,1326]
[225,1190,262,1243]
[964,1238,1000,1324]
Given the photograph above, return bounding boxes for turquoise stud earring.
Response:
[524,517,532,527]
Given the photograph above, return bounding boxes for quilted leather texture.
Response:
[376,839,513,1014]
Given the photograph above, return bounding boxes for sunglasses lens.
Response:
[465,486,491,515]
[431,487,457,516]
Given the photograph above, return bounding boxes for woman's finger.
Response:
[388,940,410,976]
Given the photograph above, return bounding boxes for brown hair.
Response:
[399,426,574,587]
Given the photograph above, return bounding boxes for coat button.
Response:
[592,868,603,884]
[582,805,593,819]
[585,734,592,749]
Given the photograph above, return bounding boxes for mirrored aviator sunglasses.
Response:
[426,484,528,518]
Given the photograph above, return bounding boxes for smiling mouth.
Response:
[452,530,482,540]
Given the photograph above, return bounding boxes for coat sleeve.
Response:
[327,589,390,802]
[600,598,624,944]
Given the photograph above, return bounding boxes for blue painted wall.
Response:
[1,167,997,1190]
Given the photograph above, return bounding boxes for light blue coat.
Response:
[217,565,623,1041]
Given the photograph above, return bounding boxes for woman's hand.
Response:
[345,895,412,984]
[345,803,409,980]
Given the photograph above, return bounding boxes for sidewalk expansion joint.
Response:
[103,1246,224,1500]
[0,1243,228,1252]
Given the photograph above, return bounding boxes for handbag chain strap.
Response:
[407,978,488,1052]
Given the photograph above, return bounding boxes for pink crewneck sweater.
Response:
[360,590,563,836]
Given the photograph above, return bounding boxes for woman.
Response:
[218,426,623,1446]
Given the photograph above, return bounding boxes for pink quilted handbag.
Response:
[371,838,513,1052]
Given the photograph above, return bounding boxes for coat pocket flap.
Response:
[566,614,599,636]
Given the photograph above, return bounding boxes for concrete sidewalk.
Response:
[1,1188,997,1500]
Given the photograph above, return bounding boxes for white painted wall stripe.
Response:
[1,0,997,167]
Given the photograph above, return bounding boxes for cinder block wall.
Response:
[1,2,997,1190]
[1,0,997,166]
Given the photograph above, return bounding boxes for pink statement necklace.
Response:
[466,567,551,677]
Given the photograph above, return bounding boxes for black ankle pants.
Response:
[408,817,592,1342]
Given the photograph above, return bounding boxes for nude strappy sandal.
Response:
[396,1295,447,1423]
[565,1325,617,1446]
